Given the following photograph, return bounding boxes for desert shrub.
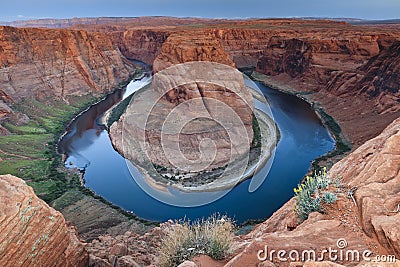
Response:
[323,191,338,204]
[293,167,339,221]
[158,214,235,267]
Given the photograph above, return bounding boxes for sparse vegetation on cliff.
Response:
[0,95,97,203]
[106,93,135,127]
[106,83,150,128]
[293,167,342,221]
[158,214,235,267]
[251,114,262,149]
[311,107,352,170]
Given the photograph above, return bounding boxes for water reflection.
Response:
[58,75,335,223]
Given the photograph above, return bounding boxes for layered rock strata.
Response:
[106,20,400,148]
[110,33,256,188]
[0,26,137,122]
[88,117,400,266]
[0,174,88,267]
[221,117,400,266]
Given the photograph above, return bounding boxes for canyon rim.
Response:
[0,9,399,267]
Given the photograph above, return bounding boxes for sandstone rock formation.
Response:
[152,30,235,73]
[86,221,173,266]
[0,174,88,267]
[0,25,137,123]
[1,17,400,266]
[52,190,153,242]
[1,19,399,148]
[110,64,254,189]
[329,116,400,258]
[90,116,400,267]
[106,19,400,148]
[208,23,400,148]
[350,40,400,113]
[217,117,400,266]
[112,29,170,65]
[110,33,255,187]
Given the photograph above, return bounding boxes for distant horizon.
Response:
[2,0,400,22]
[1,15,400,24]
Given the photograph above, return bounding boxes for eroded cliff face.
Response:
[112,29,170,65]
[212,25,400,148]
[0,174,88,267]
[0,26,137,121]
[222,117,400,266]
[209,25,398,109]
[108,20,400,148]
[5,19,391,135]
[110,34,254,177]
[327,40,400,113]
[153,30,235,72]
[89,117,400,266]
[329,117,400,258]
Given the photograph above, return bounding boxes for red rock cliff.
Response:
[90,117,400,266]
[0,18,398,186]
[0,174,88,267]
[107,21,400,148]
[0,26,137,119]
[217,117,400,266]
[112,29,170,65]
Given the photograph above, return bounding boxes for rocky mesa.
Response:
[110,30,257,189]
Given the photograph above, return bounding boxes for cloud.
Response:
[13,14,49,21]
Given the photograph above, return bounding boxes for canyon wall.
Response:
[0,26,137,121]
[152,30,235,72]
[327,40,400,113]
[110,32,255,175]
[1,20,398,145]
[111,29,170,65]
[221,117,400,266]
[0,18,399,266]
[0,174,88,267]
[103,20,400,147]
[89,117,400,266]
[213,24,399,147]
[208,24,399,112]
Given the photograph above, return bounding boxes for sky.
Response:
[1,0,400,22]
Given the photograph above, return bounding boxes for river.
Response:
[58,71,335,224]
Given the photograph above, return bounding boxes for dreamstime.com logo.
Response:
[257,238,397,263]
[121,61,277,207]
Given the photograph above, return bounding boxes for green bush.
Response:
[158,214,235,267]
[293,167,339,222]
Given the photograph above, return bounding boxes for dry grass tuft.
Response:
[158,214,235,267]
